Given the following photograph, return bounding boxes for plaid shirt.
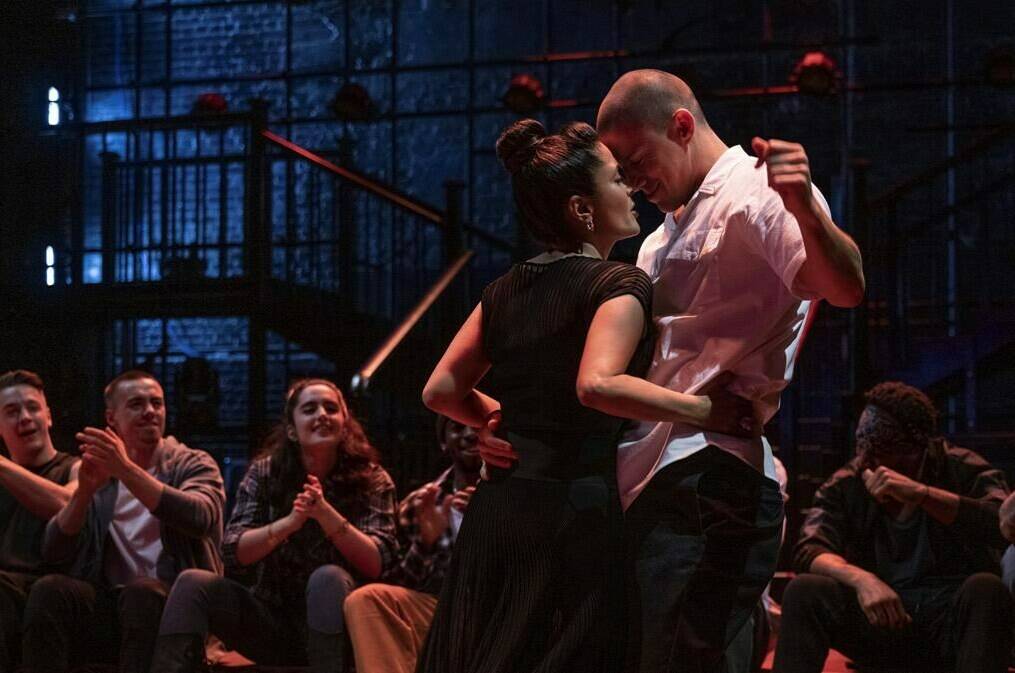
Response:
[383,467,460,596]
[222,456,398,611]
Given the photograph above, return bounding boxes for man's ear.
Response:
[105,408,116,432]
[666,108,696,147]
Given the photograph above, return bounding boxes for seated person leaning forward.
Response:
[150,378,398,673]
[344,414,481,673]
[23,370,225,673]
[773,381,1012,673]
[0,370,79,673]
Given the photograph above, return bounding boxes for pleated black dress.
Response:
[416,256,655,673]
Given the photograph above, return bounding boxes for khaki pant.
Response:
[343,584,438,673]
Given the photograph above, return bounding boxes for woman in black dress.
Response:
[418,120,752,673]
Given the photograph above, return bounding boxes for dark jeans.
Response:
[21,575,168,673]
[625,447,785,673]
[725,603,771,673]
[0,570,40,673]
[153,565,354,668]
[772,572,1013,673]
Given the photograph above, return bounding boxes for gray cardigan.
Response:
[43,436,225,586]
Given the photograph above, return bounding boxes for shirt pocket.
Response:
[656,224,726,313]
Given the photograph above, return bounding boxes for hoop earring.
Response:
[585,216,594,232]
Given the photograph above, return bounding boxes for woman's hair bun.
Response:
[495,119,546,173]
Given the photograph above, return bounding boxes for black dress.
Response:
[417,256,654,673]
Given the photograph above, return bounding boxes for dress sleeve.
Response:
[594,264,654,321]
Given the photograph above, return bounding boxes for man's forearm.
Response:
[809,551,874,588]
[119,462,165,512]
[0,457,75,519]
[919,485,960,525]
[54,484,96,536]
[793,203,865,307]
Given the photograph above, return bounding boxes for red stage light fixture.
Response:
[503,74,545,114]
[789,51,841,96]
[330,82,374,121]
[193,93,228,114]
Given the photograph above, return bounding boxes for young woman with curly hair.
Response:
[150,379,397,673]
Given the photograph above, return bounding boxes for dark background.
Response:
[2,0,1013,537]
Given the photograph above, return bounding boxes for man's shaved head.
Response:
[597,69,708,134]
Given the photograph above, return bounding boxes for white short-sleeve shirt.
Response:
[617,145,829,509]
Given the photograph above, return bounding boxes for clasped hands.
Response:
[74,426,131,493]
[291,475,349,538]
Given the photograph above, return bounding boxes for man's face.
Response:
[599,122,695,214]
[107,378,166,450]
[443,420,482,473]
[855,405,925,478]
[0,385,53,459]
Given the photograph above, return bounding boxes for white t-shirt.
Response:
[104,470,163,585]
[617,145,829,509]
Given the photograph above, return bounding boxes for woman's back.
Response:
[481,256,654,442]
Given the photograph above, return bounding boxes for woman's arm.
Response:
[576,295,753,434]
[297,474,397,580]
[233,511,306,566]
[422,303,500,427]
[222,461,307,568]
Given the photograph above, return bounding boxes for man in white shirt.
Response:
[22,370,224,673]
[594,69,865,673]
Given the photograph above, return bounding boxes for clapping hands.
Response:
[293,474,337,523]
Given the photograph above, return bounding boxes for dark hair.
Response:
[260,378,380,514]
[0,370,45,394]
[495,119,603,252]
[864,381,938,442]
[104,369,159,409]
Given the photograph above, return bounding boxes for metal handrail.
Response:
[258,129,513,394]
[261,129,515,253]
[76,111,255,133]
[261,129,445,225]
[350,250,474,395]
